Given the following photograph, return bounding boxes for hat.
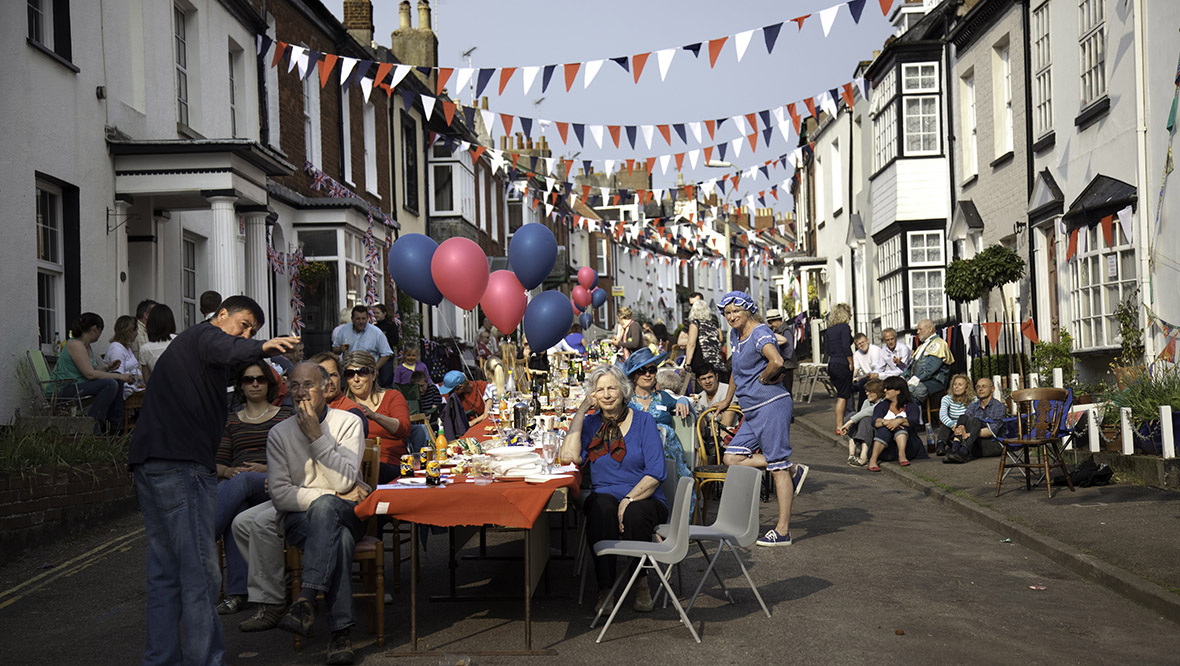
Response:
[439,370,467,396]
[620,347,669,378]
[765,309,783,320]
[717,291,758,314]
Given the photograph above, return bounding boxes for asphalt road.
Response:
[2,428,1178,665]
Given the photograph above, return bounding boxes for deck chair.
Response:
[993,388,1076,499]
[23,350,88,415]
[286,438,386,650]
[694,405,744,524]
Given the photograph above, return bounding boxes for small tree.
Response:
[974,245,1026,376]
[945,258,986,303]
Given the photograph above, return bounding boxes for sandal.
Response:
[849,457,867,467]
[867,465,881,472]
[899,460,911,467]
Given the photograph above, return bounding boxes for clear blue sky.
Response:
[321,0,895,214]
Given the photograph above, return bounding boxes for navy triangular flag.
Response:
[760,165,770,178]
[762,127,774,147]
[759,110,771,130]
[399,88,415,114]
[541,64,557,93]
[521,117,533,138]
[682,43,702,58]
[344,59,371,90]
[625,126,637,149]
[462,105,476,129]
[415,66,432,77]
[257,34,274,59]
[762,23,783,54]
[304,51,321,80]
[573,123,586,146]
[716,118,728,131]
[848,0,867,23]
[475,68,495,98]
[717,143,728,161]
[610,56,630,72]
[582,160,593,175]
[673,123,687,143]
[717,178,727,195]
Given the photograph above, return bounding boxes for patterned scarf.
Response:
[586,409,627,463]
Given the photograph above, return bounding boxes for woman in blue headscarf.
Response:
[620,347,694,488]
[712,291,809,547]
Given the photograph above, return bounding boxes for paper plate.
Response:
[486,447,539,459]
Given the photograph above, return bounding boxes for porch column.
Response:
[112,195,133,316]
[204,190,240,297]
[240,206,271,315]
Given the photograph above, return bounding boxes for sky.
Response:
[320,0,897,215]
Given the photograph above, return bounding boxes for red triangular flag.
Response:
[611,195,620,206]
[631,53,650,83]
[374,62,394,87]
[318,54,339,88]
[272,42,288,68]
[705,119,716,140]
[704,146,714,163]
[804,97,818,118]
[563,158,573,179]
[436,67,454,95]
[441,100,456,125]
[645,157,656,174]
[685,184,695,198]
[787,103,801,133]
[1100,215,1114,247]
[880,0,894,17]
[607,125,621,148]
[733,172,741,189]
[470,145,487,163]
[1021,318,1039,344]
[626,159,635,175]
[563,63,581,92]
[1066,228,1079,261]
[501,113,514,135]
[512,152,522,170]
[707,37,728,68]
[981,322,1003,352]
[745,112,758,133]
[498,67,516,95]
[747,132,758,151]
[841,82,855,107]
[674,153,685,171]
[657,124,671,146]
[770,189,779,201]
[791,15,810,30]
[582,185,592,200]
[556,121,570,143]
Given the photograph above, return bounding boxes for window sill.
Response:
[27,38,79,73]
[1075,96,1111,131]
[832,207,844,218]
[961,173,978,188]
[1032,131,1055,153]
[177,122,205,140]
[402,205,420,217]
[989,151,1014,169]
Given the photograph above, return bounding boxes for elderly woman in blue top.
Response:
[560,364,667,614]
[621,347,694,488]
[712,291,809,547]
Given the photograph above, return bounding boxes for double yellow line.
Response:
[0,527,145,611]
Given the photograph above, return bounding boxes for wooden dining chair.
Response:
[994,388,1076,499]
[123,390,145,434]
[694,405,743,524]
[286,438,385,650]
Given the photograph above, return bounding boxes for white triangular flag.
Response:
[1117,205,1134,244]
[731,115,748,134]
[702,179,717,196]
[339,57,358,87]
[820,91,838,117]
[360,76,374,102]
[688,121,703,143]
[773,106,786,124]
[545,203,554,216]
[590,125,604,148]
[855,77,868,101]
[544,157,556,175]
[656,48,676,81]
[537,119,551,134]
[390,64,412,90]
[960,322,975,342]
[287,45,303,74]
[584,59,604,88]
[458,140,470,151]
[600,187,610,200]
[1078,226,1088,254]
[455,67,474,94]
[521,66,540,94]
[641,125,654,150]
[604,159,615,174]
[744,165,757,181]
[659,154,672,174]
[421,95,436,120]
[545,176,556,192]
[731,137,743,159]
[777,121,793,142]
[734,29,755,62]
[688,149,700,169]
[820,5,841,37]
[480,109,495,131]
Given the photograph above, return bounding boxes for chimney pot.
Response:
[417,1,433,31]
[398,0,411,29]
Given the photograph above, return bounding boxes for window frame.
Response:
[35,182,65,353]
[228,49,239,138]
[1069,221,1136,351]
[302,73,322,166]
[908,267,947,325]
[182,235,198,329]
[995,42,1014,155]
[907,230,945,268]
[901,63,939,94]
[871,67,898,172]
[363,100,378,196]
[174,5,190,127]
[27,0,52,51]
[1078,0,1106,108]
[961,71,978,179]
[902,94,940,156]
[1032,2,1053,138]
[831,138,843,214]
[341,89,353,185]
[880,273,904,333]
[401,111,419,214]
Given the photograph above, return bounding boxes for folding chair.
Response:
[391,382,421,416]
[693,405,743,524]
[993,388,1076,499]
[590,477,700,643]
[23,350,88,416]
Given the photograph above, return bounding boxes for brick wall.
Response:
[0,463,136,566]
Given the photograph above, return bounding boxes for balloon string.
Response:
[432,308,480,381]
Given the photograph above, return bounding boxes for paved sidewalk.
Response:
[791,393,1180,625]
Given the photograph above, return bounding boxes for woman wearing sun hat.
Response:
[711,291,809,547]
[621,347,694,491]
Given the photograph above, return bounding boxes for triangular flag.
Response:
[656,48,676,80]
[819,5,841,37]
[820,90,839,117]
[436,67,454,95]
[608,125,621,148]
[474,68,495,98]
[498,67,516,95]
[704,146,714,163]
[318,53,339,88]
[1066,227,1079,261]
[1100,214,1114,247]
[747,132,758,151]
[734,30,754,62]
[960,322,975,343]
[421,95,436,120]
[707,37,727,68]
[841,82,856,108]
[762,23,783,54]
[563,63,581,92]
[804,97,818,118]
[674,152,685,171]
[746,112,758,133]
[520,116,533,138]
[657,124,672,145]
[625,125,637,149]
[688,149,700,169]
[688,121,702,143]
[441,100,456,125]
[705,119,716,140]
[631,52,650,83]
[731,137,744,159]
[583,59,604,88]
[791,15,810,31]
[880,0,894,16]
[787,103,801,133]
[271,41,288,69]
[1021,318,1039,344]
[454,67,474,94]
[541,64,557,92]
[470,145,486,163]
[360,76,374,103]
[556,121,570,143]
[610,56,630,72]
[625,159,635,176]
[590,125,604,148]
[641,124,654,149]
[848,0,867,23]
[645,156,656,174]
[339,57,358,88]
[1117,205,1134,244]
[521,65,540,94]
[573,123,586,146]
[256,34,273,57]
[982,322,1002,352]
[683,43,702,58]
[717,143,728,162]
[855,77,869,101]
[501,113,514,135]
[659,154,671,174]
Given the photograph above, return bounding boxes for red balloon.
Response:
[572,285,592,308]
[431,238,489,310]
[577,266,599,290]
[571,298,586,313]
[480,270,527,333]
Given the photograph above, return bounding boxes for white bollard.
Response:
[992,375,1003,393]
[1028,373,1040,388]
[1088,406,1101,453]
[1010,373,1021,393]
[811,320,822,364]
[1161,405,1176,460]
[1121,407,1134,455]
[1052,368,1064,388]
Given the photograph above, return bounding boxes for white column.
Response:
[112,198,132,316]
[1120,407,1134,455]
[242,211,270,314]
[206,194,240,297]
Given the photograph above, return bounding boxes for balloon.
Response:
[508,224,558,289]
[431,237,489,310]
[572,285,592,308]
[524,290,575,352]
[591,287,608,309]
[571,298,586,314]
[388,234,443,306]
[480,271,527,333]
[578,312,593,329]
[577,266,599,290]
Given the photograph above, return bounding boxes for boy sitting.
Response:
[840,378,885,467]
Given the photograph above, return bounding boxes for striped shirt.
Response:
[939,394,969,429]
[217,406,293,468]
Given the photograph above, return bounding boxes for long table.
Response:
[354,419,580,656]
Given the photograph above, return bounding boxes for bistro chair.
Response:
[694,405,743,523]
[993,388,1076,499]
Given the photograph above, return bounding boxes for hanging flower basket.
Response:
[299,261,331,293]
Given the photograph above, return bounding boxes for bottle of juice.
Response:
[435,425,448,461]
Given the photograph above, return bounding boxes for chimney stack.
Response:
[398,0,411,30]
[342,0,374,46]
[417,0,432,30]
[390,0,438,86]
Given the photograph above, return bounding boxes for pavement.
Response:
[1,400,1179,664]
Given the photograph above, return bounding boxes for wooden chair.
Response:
[994,388,1076,499]
[123,390,145,434]
[693,405,744,524]
[286,438,385,650]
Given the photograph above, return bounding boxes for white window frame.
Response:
[907,230,945,267]
[302,74,322,166]
[995,42,1014,155]
[596,238,609,273]
[1078,0,1106,108]
[814,155,825,226]
[35,182,64,352]
[363,101,378,196]
[880,273,904,332]
[228,50,239,138]
[878,234,903,275]
[871,68,898,171]
[174,5,190,127]
[182,235,198,329]
[1069,221,1135,351]
[831,138,843,213]
[902,63,939,93]
[1032,2,1053,138]
[341,90,353,185]
[902,95,940,156]
[344,230,368,309]
[909,268,946,324]
[27,0,53,51]
[961,71,977,179]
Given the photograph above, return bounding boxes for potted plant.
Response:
[1032,327,1075,386]
[1116,366,1180,455]
[1112,290,1145,388]
[298,261,331,294]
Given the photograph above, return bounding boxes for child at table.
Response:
[840,378,884,467]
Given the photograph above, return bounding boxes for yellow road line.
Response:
[0,527,145,610]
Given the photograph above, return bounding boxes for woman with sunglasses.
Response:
[343,350,410,482]
[622,348,694,494]
[214,361,293,615]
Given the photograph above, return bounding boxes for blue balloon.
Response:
[591,287,608,309]
[578,312,593,330]
[388,234,443,306]
[523,290,574,352]
[508,224,558,289]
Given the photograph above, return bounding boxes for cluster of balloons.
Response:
[570,266,608,332]
[387,225,579,351]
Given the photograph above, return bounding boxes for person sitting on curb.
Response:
[840,378,885,467]
[943,377,1008,465]
[865,376,927,471]
[935,374,972,456]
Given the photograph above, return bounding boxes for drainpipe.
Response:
[847,111,859,329]
[257,0,270,146]
[1020,0,1038,337]
[943,12,957,325]
[1132,0,1155,360]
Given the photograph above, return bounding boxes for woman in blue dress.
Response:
[620,348,694,488]
[713,291,809,547]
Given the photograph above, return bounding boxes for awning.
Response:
[1062,174,1137,230]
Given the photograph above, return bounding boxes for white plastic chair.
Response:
[589,477,700,643]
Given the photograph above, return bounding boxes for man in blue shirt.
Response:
[944,377,1007,464]
[331,305,393,371]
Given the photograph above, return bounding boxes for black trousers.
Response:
[584,492,668,589]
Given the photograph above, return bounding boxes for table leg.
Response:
[410,521,419,652]
[525,526,532,650]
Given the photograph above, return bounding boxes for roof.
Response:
[268,182,400,228]
[1062,174,1137,228]
[107,138,296,176]
[1028,169,1065,222]
[949,199,984,241]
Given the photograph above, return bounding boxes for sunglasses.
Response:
[343,368,373,379]
[241,375,267,385]
[639,365,658,375]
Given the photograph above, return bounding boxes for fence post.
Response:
[1052,368,1064,388]
[1120,407,1134,455]
[1088,405,1101,453]
[1028,373,1040,388]
[1162,405,1176,460]
[992,375,1002,394]
[810,320,821,364]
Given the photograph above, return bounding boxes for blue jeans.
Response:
[284,494,364,631]
[58,378,125,434]
[214,472,268,597]
[133,460,225,666]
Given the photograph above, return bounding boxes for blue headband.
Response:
[717,291,758,315]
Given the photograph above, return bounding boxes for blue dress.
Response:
[580,409,668,506]
[630,390,694,486]
[726,323,795,471]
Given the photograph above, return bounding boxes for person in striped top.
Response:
[935,374,973,457]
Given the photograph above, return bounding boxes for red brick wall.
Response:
[0,463,136,565]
